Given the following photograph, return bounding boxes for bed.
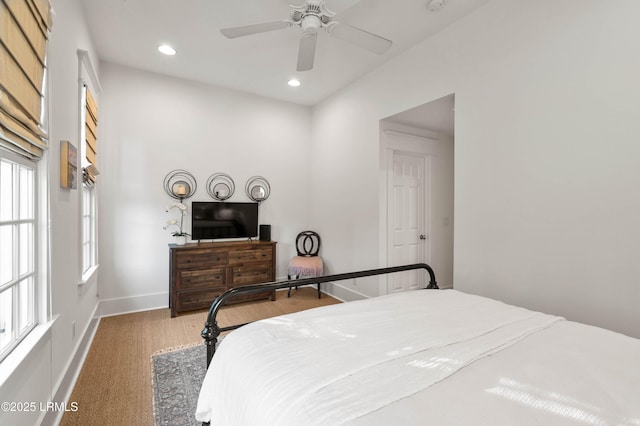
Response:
[196,264,640,425]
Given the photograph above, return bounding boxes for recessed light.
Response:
[158,44,176,56]
[288,79,301,87]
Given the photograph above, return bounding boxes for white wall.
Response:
[0,0,102,424]
[308,91,380,298]
[47,0,102,391]
[312,0,640,337]
[98,63,313,312]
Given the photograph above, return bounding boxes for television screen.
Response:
[191,202,259,240]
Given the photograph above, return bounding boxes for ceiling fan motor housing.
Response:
[291,0,335,34]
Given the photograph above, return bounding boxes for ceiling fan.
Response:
[220,0,393,71]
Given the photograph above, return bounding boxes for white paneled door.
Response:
[388,153,429,293]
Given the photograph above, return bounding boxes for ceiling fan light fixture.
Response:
[288,78,301,87]
[158,44,176,56]
[301,15,322,34]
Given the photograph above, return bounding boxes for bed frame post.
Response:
[201,320,221,367]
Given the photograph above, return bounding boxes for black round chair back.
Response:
[295,231,321,257]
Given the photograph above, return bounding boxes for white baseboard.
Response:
[276,275,372,303]
[43,305,100,426]
[98,292,168,317]
[322,281,370,303]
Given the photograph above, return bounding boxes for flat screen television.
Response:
[191,202,259,240]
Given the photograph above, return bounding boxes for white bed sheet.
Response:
[349,320,640,426]
[196,290,640,425]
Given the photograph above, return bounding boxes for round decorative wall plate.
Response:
[206,173,235,201]
[245,176,271,202]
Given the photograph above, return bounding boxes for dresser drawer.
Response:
[228,247,272,265]
[176,249,228,270]
[231,261,273,285]
[175,289,220,312]
[178,268,226,291]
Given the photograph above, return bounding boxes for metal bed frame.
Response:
[201,263,438,366]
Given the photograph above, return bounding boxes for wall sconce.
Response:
[206,172,235,201]
[163,169,197,201]
[245,176,271,202]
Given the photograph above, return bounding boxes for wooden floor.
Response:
[60,288,340,426]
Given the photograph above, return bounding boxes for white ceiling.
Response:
[79,0,488,107]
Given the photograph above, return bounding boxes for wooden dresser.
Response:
[169,240,276,317]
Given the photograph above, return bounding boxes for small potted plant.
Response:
[164,202,190,245]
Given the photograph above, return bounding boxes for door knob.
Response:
[419,234,427,240]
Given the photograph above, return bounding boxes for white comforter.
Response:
[196,290,640,425]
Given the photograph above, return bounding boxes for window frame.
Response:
[77,50,101,284]
[0,149,39,363]
[79,84,98,281]
[80,176,97,277]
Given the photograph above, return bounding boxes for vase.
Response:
[175,235,187,246]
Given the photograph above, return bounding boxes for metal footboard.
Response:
[201,263,438,366]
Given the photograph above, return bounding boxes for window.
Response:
[80,84,99,278]
[0,152,37,362]
[81,182,96,275]
[0,0,52,363]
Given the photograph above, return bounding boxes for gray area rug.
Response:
[152,343,207,426]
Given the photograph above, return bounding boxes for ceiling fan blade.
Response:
[328,23,392,55]
[220,20,291,39]
[296,33,317,72]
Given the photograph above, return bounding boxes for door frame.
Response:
[379,129,437,295]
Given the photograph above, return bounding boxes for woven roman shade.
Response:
[0,0,53,160]
[83,86,98,185]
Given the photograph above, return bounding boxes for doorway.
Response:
[380,94,455,292]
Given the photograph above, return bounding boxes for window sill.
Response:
[78,264,99,286]
[0,316,58,388]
